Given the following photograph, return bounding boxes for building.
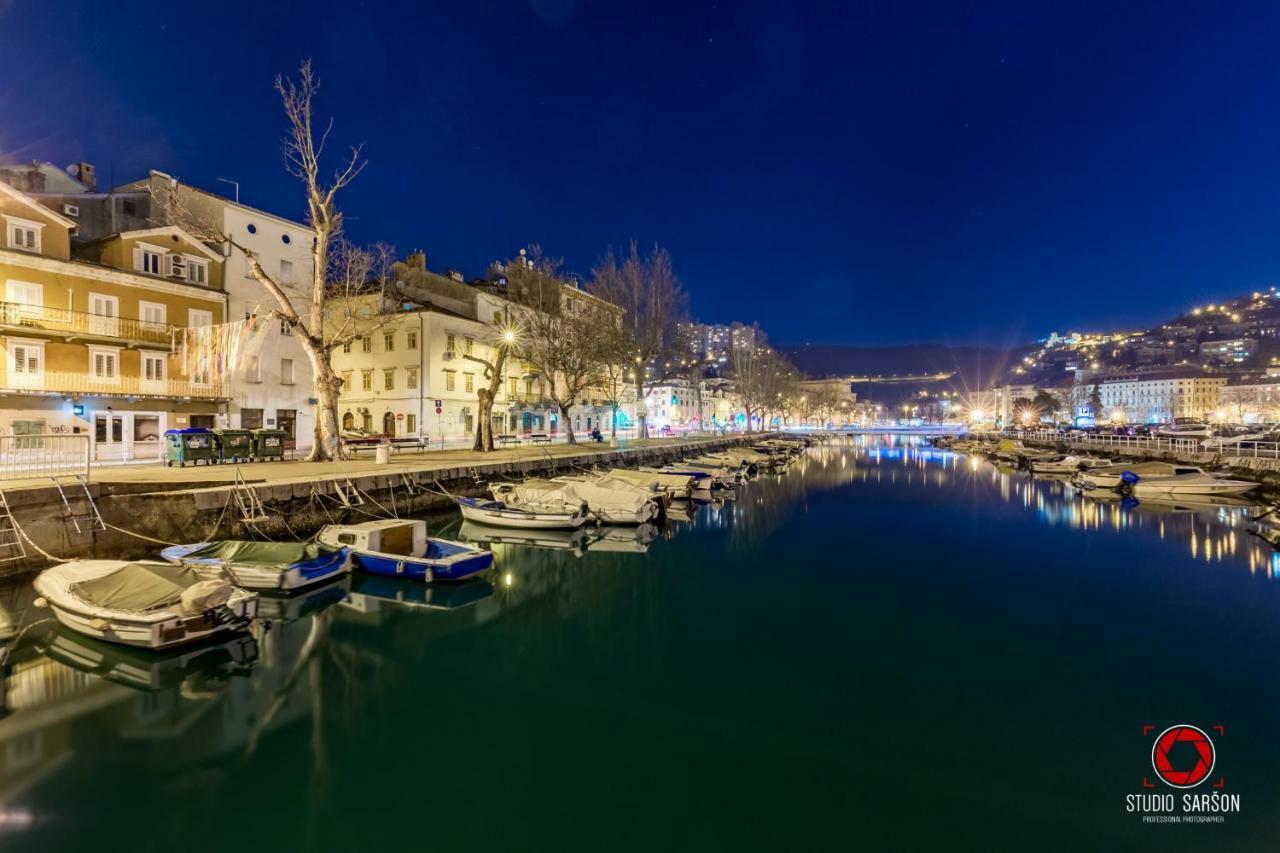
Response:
[0,180,227,461]
[1092,370,1226,423]
[995,383,1039,425]
[680,321,759,364]
[796,378,858,426]
[1197,337,1257,366]
[115,172,317,447]
[1220,376,1280,424]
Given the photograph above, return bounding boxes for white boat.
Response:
[455,496,587,529]
[317,519,494,582]
[491,478,661,525]
[1075,461,1208,490]
[32,560,258,650]
[1030,454,1114,475]
[1125,472,1259,497]
[607,468,695,500]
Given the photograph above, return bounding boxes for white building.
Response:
[1093,370,1226,423]
[116,172,317,448]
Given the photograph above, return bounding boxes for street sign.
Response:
[396,413,404,420]
[434,399,443,407]
[435,407,443,415]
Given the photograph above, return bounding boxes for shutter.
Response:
[133,247,144,271]
[13,346,25,373]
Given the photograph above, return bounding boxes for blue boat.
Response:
[160,540,351,592]
[316,519,494,582]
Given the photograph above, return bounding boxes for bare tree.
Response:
[589,242,688,439]
[505,248,614,445]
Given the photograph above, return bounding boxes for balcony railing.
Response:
[3,370,227,399]
[0,302,175,346]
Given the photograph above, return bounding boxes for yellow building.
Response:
[0,181,228,462]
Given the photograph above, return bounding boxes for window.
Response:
[142,352,166,382]
[6,280,42,309]
[282,234,292,245]
[465,372,474,392]
[12,420,43,450]
[188,309,213,328]
[384,332,394,352]
[136,245,163,275]
[361,370,373,391]
[406,414,416,433]
[89,347,119,382]
[134,415,160,442]
[464,337,474,355]
[244,355,261,382]
[5,217,42,253]
[493,311,502,324]
[525,378,534,395]
[446,333,456,352]
[88,293,119,336]
[342,412,354,430]
[407,331,417,350]
[240,409,264,430]
[361,336,371,353]
[246,223,258,235]
[9,340,42,382]
[407,368,418,390]
[445,371,456,391]
[279,259,294,284]
[276,409,296,440]
[187,259,209,285]
[341,370,352,389]
[383,368,395,390]
[281,358,295,385]
[139,301,166,327]
[508,376,518,395]
[362,412,372,431]
[342,340,352,354]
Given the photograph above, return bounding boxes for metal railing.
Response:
[4,371,227,399]
[1001,429,1280,460]
[0,434,90,481]
[0,302,174,346]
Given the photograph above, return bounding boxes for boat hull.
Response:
[353,549,494,582]
[459,501,586,529]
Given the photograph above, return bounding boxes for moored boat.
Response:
[32,560,258,650]
[160,540,351,592]
[455,496,588,529]
[1074,461,1207,491]
[317,519,494,582]
[1123,471,1259,497]
[497,477,662,524]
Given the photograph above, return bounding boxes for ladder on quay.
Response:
[0,491,26,563]
[51,474,105,535]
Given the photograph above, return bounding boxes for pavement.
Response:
[0,435,741,494]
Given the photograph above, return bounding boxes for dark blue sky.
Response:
[2,1,1279,346]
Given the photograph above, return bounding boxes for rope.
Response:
[101,520,178,547]
[11,516,69,563]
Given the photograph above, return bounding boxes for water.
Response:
[2,436,1278,851]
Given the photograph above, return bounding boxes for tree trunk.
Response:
[559,402,576,444]
[610,403,618,437]
[634,376,648,439]
[473,387,495,452]
[301,336,343,461]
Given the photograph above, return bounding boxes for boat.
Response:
[457,520,591,554]
[606,468,695,499]
[495,477,662,525]
[1154,420,1212,438]
[455,496,588,529]
[160,540,352,591]
[32,560,258,650]
[1029,454,1114,475]
[638,466,720,491]
[1122,470,1259,497]
[316,519,494,581]
[1074,461,1209,490]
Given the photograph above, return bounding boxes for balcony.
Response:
[0,302,175,347]
[3,370,228,400]
[506,391,552,407]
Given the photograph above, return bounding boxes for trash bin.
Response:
[252,428,288,461]
[375,443,391,465]
[163,428,217,467]
[213,428,253,463]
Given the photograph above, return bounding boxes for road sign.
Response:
[396,413,404,420]
[434,399,443,407]
[435,407,443,415]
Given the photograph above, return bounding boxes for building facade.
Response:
[1093,370,1226,423]
[0,181,227,462]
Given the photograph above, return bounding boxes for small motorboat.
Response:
[495,477,662,525]
[317,519,494,582]
[32,560,258,650]
[1122,470,1259,497]
[1030,454,1114,475]
[160,540,352,592]
[607,468,695,500]
[1074,461,1206,491]
[455,496,588,529]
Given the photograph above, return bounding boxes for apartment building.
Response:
[1094,370,1227,423]
[0,181,227,461]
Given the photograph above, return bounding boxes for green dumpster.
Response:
[213,428,253,463]
[163,428,217,467]
[252,428,288,461]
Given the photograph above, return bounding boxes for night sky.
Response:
[2,1,1279,346]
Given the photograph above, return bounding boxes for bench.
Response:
[390,437,430,453]
[529,433,553,445]
[496,435,522,446]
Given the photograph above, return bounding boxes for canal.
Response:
[1,435,1277,851]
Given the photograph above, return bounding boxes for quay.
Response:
[0,434,768,577]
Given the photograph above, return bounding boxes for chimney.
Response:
[68,162,96,191]
[406,250,426,270]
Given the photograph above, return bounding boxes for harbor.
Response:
[3,434,1280,850]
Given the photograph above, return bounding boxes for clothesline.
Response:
[172,316,274,380]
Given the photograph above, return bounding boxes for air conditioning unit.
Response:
[442,350,455,361]
[164,254,187,279]
[62,203,80,217]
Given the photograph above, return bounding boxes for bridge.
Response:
[846,372,955,383]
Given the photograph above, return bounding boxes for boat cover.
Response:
[70,563,204,612]
[178,541,341,571]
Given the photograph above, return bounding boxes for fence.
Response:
[1003,429,1280,460]
[0,434,91,482]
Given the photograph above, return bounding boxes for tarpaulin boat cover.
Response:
[181,541,339,571]
[70,563,204,612]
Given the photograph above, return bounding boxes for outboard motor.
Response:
[1117,470,1140,495]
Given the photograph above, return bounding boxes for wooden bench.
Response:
[390,437,431,453]
[529,433,553,445]
[496,434,522,446]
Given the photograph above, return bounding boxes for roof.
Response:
[0,181,77,228]
[116,171,309,231]
[95,225,223,262]
[1096,369,1224,384]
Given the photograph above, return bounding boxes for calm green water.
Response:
[3,436,1279,851]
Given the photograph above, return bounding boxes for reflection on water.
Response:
[0,434,1277,850]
